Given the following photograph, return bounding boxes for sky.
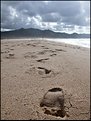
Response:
[1,1,90,34]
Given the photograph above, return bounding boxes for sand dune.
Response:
[1,39,90,120]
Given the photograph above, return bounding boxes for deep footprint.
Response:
[40,87,66,118]
[36,58,49,62]
[44,108,66,118]
[55,49,66,52]
[50,54,57,56]
[38,67,51,74]
[5,53,15,59]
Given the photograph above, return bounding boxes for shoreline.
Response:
[1,38,90,49]
[1,39,90,120]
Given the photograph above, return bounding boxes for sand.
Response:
[1,38,90,120]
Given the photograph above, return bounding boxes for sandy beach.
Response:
[1,39,90,120]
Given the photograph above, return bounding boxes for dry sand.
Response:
[1,39,90,120]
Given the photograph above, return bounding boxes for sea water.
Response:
[44,38,90,48]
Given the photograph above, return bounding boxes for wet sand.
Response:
[1,39,90,120]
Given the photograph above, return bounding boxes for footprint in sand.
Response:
[41,45,45,47]
[37,67,51,75]
[26,43,31,46]
[25,66,52,76]
[24,52,37,59]
[50,54,57,56]
[29,55,37,59]
[1,50,10,54]
[36,58,49,63]
[38,50,47,55]
[38,49,57,55]
[26,43,36,47]
[25,66,58,78]
[10,48,14,50]
[40,87,67,118]
[31,44,36,47]
[43,47,49,49]
[37,67,59,78]
[11,45,15,47]
[55,49,66,52]
[5,52,15,59]
[49,50,56,53]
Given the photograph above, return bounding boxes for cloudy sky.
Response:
[1,1,90,34]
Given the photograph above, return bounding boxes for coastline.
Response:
[1,37,90,48]
[1,39,90,120]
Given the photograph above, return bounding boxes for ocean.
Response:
[44,38,90,48]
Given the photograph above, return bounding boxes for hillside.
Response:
[1,28,90,39]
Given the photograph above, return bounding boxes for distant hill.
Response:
[1,28,90,39]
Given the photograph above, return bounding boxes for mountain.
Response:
[1,28,90,39]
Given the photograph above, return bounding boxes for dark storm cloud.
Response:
[62,15,89,26]
[1,1,90,33]
[42,13,61,22]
